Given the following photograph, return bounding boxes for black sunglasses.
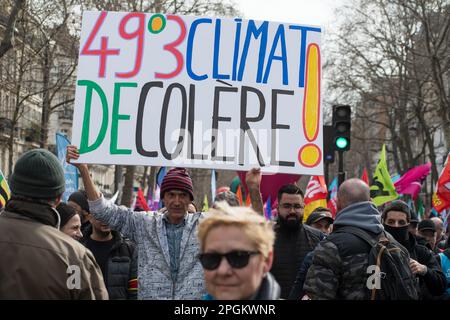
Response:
[198,250,260,270]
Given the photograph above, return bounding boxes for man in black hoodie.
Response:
[304,178,385,299]
[382,201,446,299]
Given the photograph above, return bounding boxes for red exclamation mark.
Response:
[298,43,321,168]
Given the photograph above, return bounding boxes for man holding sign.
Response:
[68,145,207,299]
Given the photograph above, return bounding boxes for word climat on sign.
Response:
[72,11,323,175]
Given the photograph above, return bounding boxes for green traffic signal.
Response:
[335,137,349,149]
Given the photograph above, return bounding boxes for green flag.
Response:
[202,194,209,212]
[370,145,399,206]
[416,197,425,221]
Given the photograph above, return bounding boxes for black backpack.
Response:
[336,226,419,300]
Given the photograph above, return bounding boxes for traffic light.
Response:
[332,105,351,151]
[323,125,335,163]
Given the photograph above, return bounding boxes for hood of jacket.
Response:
[333,201,384,235]
[5,198,60,228]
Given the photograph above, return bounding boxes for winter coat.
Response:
[81,226,138,299]
[288,250,314,300]
[89,196,206,299]
[304,201,384,300]
[404,234,447,299]
[270,222,323,298]
[0,199,108,299]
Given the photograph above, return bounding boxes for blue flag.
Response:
[56,133,78,202]
[157,167,167,187]
[265,195,272,221]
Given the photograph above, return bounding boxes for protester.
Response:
[81,213,138,300]
[288,208,333,300]
[246,168,323,298]
[198,202,280,300]
[214,191,240,207]
[0,149,107,299]
[382,201,446,299]
[305,207,334,235]
[417,219,438,252]
[68,190,91,234]
[304,179,394,299]
[438,244,450,298]
[409,207,419,236]
[67,145,206,299]
[57,202,83,241]
[431,217,447,251]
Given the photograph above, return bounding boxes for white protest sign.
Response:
[72,11,323,174]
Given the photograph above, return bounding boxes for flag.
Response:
[327,177,338,218]
[152,185,161,211]
[236,185,244,206]
[442,209,448,235]
[394,163,431,200]
[265,195,272,220]
[245,194,251,207]
[432,152,450,212]
[202,194,209,212]
[391,174,401,184]
[416,197,425,221]
[135,188,151,211]
[0,169,10,209]
[211,169,216,201]
[156,167,167,187]
[303,176,328,223]
[361,168,369,185]
[56,133,78,202]
[370,145,399,206]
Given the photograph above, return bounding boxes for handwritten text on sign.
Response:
[72,11,322,174]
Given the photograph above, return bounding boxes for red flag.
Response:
[361,168,369,185]
[236,185,243,206]
[135,188,151,211]
[433,153,450,212]
[303,176,328,222]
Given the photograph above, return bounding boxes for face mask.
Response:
[383,224,409,244]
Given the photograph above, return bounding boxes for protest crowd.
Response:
[0,144,448,300]
[0,4,449,303]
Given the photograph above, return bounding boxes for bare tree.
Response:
[0,0,25,58]
[327,0,448,189]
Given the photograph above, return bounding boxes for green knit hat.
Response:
[10,149,65,199]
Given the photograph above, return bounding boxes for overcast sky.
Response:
[236,0,347,31]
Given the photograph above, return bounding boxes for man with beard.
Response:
[81,211,138,299]
[246,169,323,298]
[382,201,446,299]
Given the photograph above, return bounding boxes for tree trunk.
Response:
[40,46,51,148]
[120,165,135,207]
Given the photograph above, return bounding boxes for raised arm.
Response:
[66,146,100,201]
[66,145,145,241]
[246,168,264,216]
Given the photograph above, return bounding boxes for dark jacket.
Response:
[403,234,447,299]
[0,199,108,299]
[81,225,138,300]
[304,201,384,300]
[270,221,323,298]
[288,250,314,300]
[253,273,281,300]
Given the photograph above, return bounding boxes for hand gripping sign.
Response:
[72,11,323,175]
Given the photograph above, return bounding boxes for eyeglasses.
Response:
[198,250,260,270]
[280,203,304,210]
